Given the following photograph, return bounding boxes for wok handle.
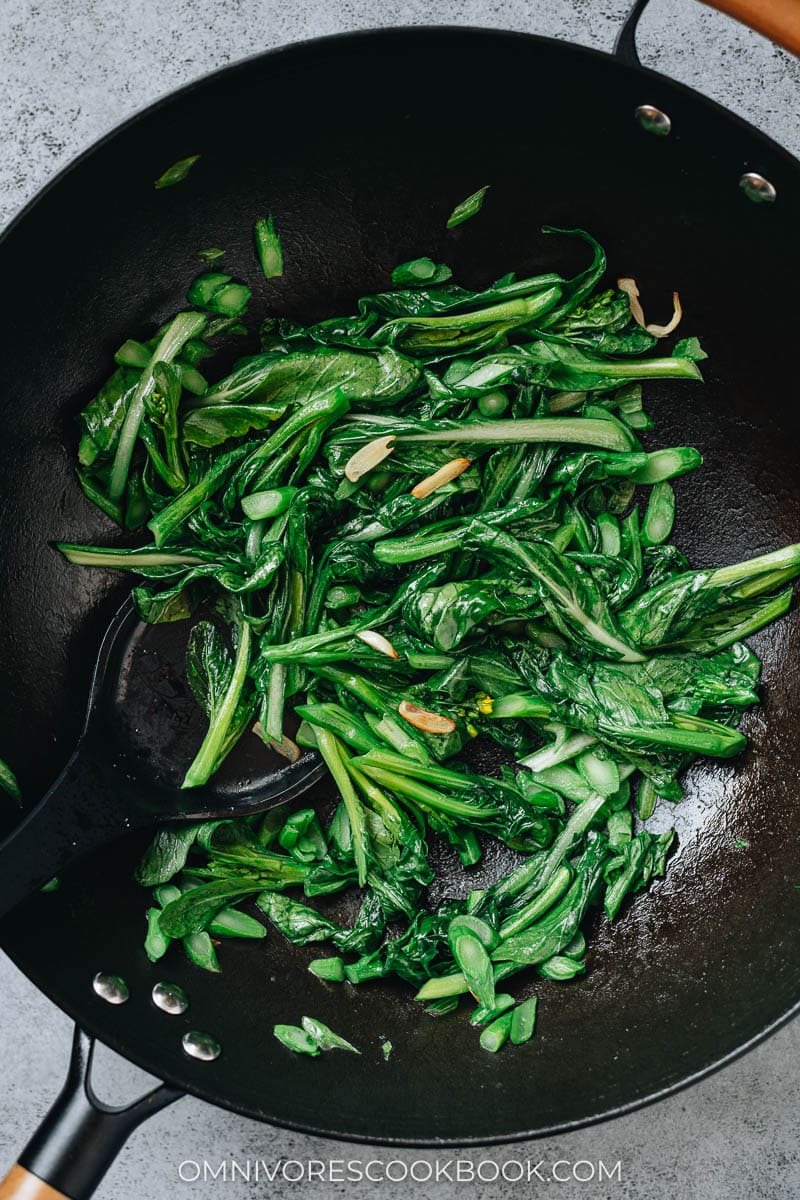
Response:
[0,1028,182,1200]
[701,0,800,58]
[616,0,800,64]
[0,1167,66,1199]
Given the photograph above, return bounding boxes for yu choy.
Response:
[59,214,800,1050]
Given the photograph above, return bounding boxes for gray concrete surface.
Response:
[1,1,799,1196]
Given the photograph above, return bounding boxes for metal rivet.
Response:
[152,981,189,1016]
[739,172,776,204]
[182,1030,221,1061]
[92,972,129,1005]
[635,104,671,136]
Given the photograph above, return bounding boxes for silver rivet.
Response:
[182,1030,221,1061]
[92,972,129,1005]
[635,104,671,136]
[152,981,189,1016]
[740,172,776,204]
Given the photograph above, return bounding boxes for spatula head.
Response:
[82,598,326,822]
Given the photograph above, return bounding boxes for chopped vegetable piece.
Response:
[301,1015,360,1053]
[154,155,199,189]
[274,1024,320,1055]
[479,1010,512,1052]
[309,957,346,982]
[0,757,21,804]
[642,480,676,546]
[198,247,225,264]
[207,908,266,939]
[470,994,515,1026]
[255,215,284,279]
[447,186,489,229]
[451,930,495,1010]
[509,997,538,1044]
[392,258,452,286]
[182,931,221,973]
[144,908,170,962]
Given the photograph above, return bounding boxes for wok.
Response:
[0,1,799,1195]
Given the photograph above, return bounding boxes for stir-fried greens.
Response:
[58,213,800,1051]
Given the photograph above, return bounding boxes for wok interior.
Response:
[0,29,798,1142]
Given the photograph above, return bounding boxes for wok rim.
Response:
[1,22,798,1146]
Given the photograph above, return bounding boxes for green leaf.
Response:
[136,825,200,886]
[257,891,341,944]
[159,878,266,937]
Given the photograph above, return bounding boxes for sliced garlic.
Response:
[645,291,682,337]
[344,436,396,482]
[617,277,683,339]
[356,629,399,659]
[410,457,471,500]
[398,700,456,734]
[252,722,301,762]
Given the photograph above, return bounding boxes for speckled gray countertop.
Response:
[1,2,799,1197]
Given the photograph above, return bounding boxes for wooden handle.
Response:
[701,0,800,57]
[0,1166,67,1200]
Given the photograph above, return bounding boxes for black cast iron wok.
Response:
[1,2,799,1196]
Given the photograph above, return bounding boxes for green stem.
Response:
[360,764,500,821]
[148,444,251,547]
[490,694,553,720]
[314,730,369,886]
[182,619,251,789]
[295,703,379,754]
[414,961,521,1002]
[498,864,573,940]
[396,417,633,452]
[265,664,287,742]
[378,286,562,333]
[109,312,206,501]
[536,792,607,892]
[706,543,800,591]
[58,544,204,569]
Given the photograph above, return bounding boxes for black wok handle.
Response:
[617,0,800,64]
[0,1027,181,1200]
[0,750,132,920]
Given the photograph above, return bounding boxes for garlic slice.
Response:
[411,457,471,500]
[344,436,396,482]
[252,722,301,762]
[398,700,456,734]
[356,629,399,659]
[618,277,683,338]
